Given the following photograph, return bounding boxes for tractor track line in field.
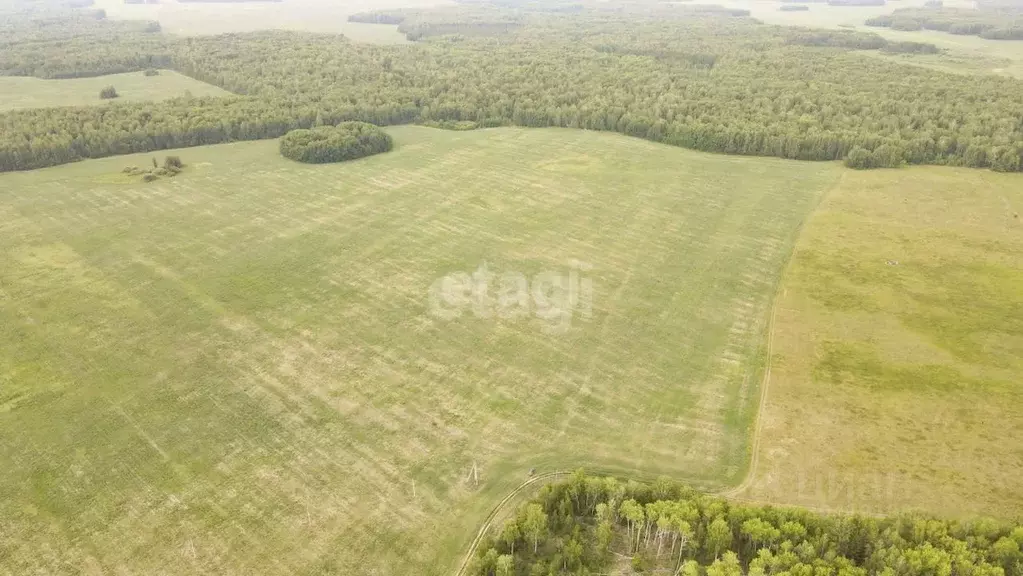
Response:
[455,178,849,575]
[454,471,572,576]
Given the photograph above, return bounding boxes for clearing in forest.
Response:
[91,0,450,39]
[718,0,1023,78]
[0,70,232,111]
[741,167,1023,518]
[0,126,839,575]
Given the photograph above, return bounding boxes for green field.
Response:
[0,70,232,111]
[719,0,921,29]
[866,27,1023,78]
[91,0,450,39]
[718,0,1023,78]
[741,167,1023,518]
[0,126,841,575]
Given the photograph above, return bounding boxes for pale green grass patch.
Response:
[0,70,232,111]
[91,0,451,40]
[718,0,1023,77]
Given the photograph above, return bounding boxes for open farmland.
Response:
[0,70,232,111]
[863,27,1023,78]
[716,0,1023,78]
[0,126,841,575]
[740,167,1023,518]
[90,0,452,39]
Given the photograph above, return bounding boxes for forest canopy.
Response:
[0,3,1022,173]
[468,472,1023,576]
[278,122,393,164]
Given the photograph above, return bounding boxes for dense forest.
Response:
[469,472,1023,576]
[865,6,1023,39]
[1,1,1023,173]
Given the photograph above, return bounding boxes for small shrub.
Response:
[990,147,1021,172]
[99,86,119,99]
[423,120,479,131]
[143,68,160,76]
[142,173,159,182]
[844,146,873,169]
[963,145,989,168]
[631,554,650,572]
[163,156,184,169]
[882,40,940,54]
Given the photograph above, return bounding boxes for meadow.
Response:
[0,70,231,111]
[0,126,841,575]
[740,166,1023,518]
[719,0,1023,78]
[91,0,451,39]
[865,27,1023,78]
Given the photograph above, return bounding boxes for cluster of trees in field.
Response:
[827,0,886,6]
[348,11,406,25]
[469,472,1023,576]
[279,121,392,163]
[122,154,183,181]
[866,7,1023,39]
[1,4,1022,173]
[0,94,417,171]
[881,40,940,54]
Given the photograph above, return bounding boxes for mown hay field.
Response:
[742,166,1023,518]
[0,126,839,575]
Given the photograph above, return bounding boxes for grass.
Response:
[0,70,232,111]
[0,126,839,575]
[865,28,1023,78]
[91,0,451,40]
[741,167,1023,518]
[721,0,918,29]
[717,0,1023,78]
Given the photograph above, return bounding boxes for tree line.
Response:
[1,4,1022,173]
[469,471,1023,576]
[866,7,1023,40]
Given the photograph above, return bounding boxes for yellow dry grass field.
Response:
[741,167,1023,518]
